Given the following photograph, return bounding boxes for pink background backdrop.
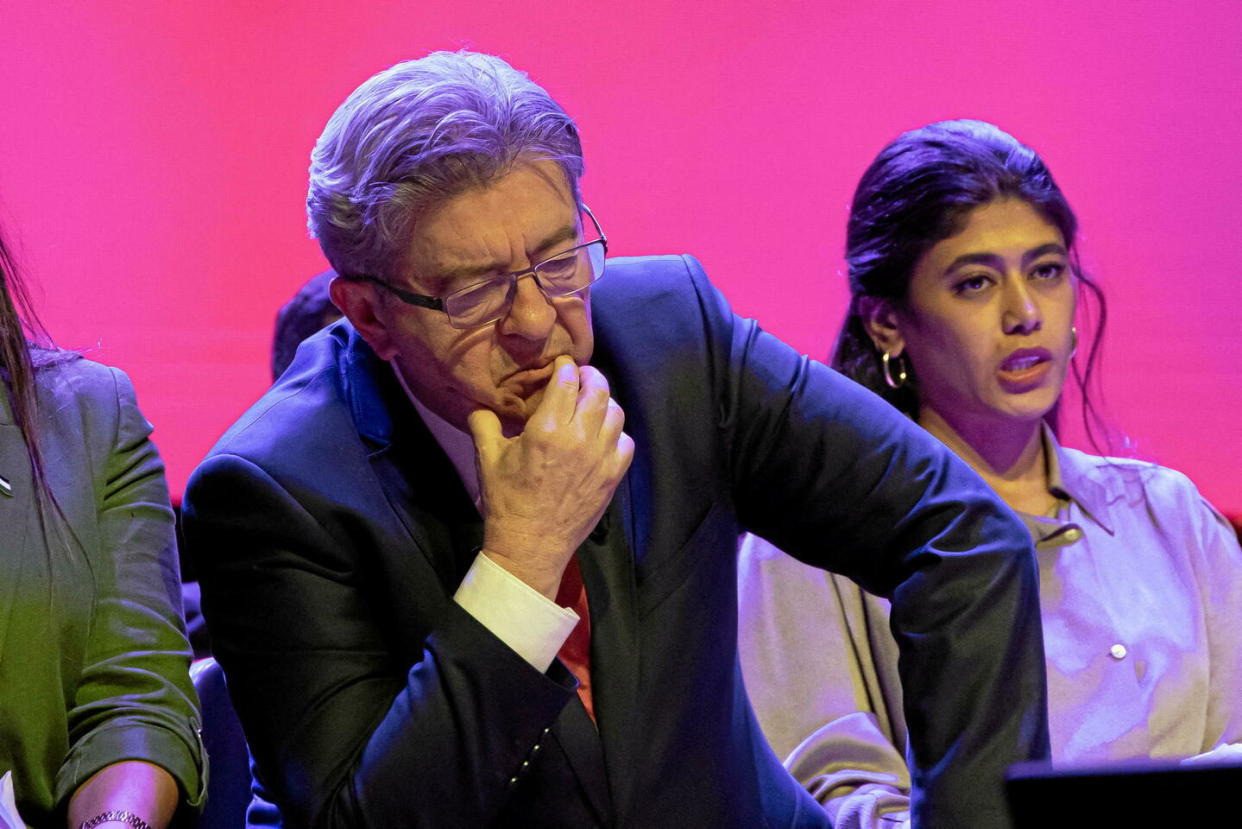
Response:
[2,1,1239,513]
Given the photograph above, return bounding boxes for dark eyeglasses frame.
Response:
[344,205,606,328]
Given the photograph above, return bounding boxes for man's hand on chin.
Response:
[469,355,634,600]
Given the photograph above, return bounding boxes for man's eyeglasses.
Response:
[346,205,607,329]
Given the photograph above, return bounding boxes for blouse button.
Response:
[1109,643,1128,660]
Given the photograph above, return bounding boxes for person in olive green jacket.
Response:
[0,225,204,828]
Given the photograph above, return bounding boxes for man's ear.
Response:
[858,296,906,358]
[329,277,399,360]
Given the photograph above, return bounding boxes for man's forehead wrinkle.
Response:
[413,219,578,285]
[402,159,580,292]
[405,209,498,288]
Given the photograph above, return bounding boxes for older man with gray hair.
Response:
[184,51,1049,828]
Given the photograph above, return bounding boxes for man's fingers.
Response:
[531,355,580,427]
[599,397,626,444]
[574,365,613,433]
[467,408,504,459]
[613,431,636,476]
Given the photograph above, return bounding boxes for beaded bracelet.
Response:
[78,810,155,829]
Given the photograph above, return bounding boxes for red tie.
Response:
[555,555,594,721]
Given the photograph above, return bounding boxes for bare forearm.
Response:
[67,761,178,829]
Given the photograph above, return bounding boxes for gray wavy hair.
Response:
[307,51,585,281]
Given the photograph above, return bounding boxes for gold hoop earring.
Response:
[881,351,908,389]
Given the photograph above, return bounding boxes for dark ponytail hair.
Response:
[0,222,63,506]
[831,119,1107,444]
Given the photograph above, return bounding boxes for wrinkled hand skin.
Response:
[469,355,634,599]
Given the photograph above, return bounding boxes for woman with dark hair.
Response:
[0,226,204,827]
[738,120,1242,827]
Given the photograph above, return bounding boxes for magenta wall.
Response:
[2,1,1239,514]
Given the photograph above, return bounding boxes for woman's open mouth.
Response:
[998,348,1053,391]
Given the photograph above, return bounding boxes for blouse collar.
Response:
[1014,423,1115,549]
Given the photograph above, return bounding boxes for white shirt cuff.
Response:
[453,552,579,672]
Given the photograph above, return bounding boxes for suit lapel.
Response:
[368,426,481,591]
[342,331,481,590]
[579,480,641,821]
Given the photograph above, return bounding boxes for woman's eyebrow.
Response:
[943,242,1068,276]
[943,252,1004,274]
[1021,243,1068,266]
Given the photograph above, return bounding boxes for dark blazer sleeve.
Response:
[184,448,577,828]
[56,365,206,810]
[678,256,1049,828]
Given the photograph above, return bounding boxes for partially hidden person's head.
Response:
[270,270,342,381]
[309,51,603,436]
[832,119,1105,438]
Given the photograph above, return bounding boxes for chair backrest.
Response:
[190,657,254,829]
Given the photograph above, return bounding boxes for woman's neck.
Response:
[917,407,1055,516]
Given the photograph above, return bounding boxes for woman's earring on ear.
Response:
[1070,325,1079,358]
[881,351,908,389]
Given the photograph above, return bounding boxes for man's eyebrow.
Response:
[430,223,580,283]
[530,223,580,259]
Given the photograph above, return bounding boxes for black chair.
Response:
[191,657,253,829]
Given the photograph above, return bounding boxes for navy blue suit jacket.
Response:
[183,255,1049,828]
